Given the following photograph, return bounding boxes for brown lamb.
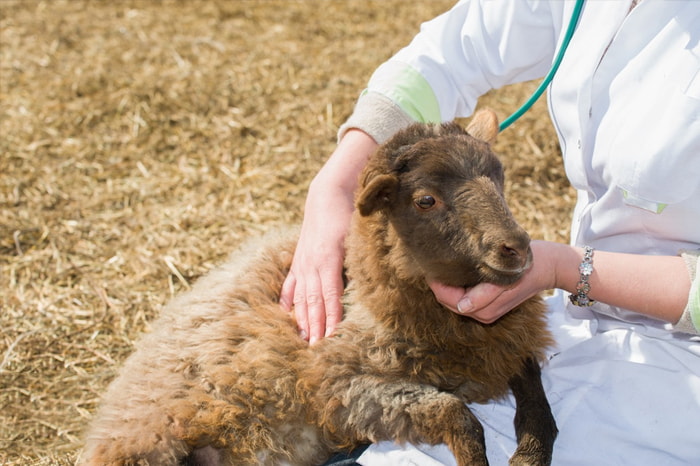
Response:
[80,109,557,466]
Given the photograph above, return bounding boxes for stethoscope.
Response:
[498,0,585,132]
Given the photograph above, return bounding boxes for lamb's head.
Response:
[356,109,531,288]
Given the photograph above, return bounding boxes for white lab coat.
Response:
[353,0,700,464]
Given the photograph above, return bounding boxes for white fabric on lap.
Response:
[358,291,700,465]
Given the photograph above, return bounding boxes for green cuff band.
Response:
[366,63,441,124]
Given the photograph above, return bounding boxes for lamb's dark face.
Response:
[357,121,532,288]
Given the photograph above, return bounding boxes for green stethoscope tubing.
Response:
[498,0,586,132]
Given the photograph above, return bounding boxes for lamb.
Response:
[80,108,557,466]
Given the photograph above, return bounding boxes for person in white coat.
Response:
[280,0,700,464]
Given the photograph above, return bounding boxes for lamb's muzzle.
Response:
[483,228,533,278]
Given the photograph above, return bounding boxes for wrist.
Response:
[550,243,586,294]
[313,129,377,194]
[304,130,378,231]
[568,246,596,306]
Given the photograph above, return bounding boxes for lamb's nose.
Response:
[501,244,521,257]
[500,241,530,267]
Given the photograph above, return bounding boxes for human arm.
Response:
[431,240,694,330]
[279,129,378,344]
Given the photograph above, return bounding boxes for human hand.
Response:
[429,240,558,323]
[279,181,352,344]
[280,129,378,344]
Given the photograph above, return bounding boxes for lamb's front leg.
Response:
[321,376,488,466]
[508,357,557,466]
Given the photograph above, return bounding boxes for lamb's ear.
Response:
[356,174,399,216]
[466,108,499,145]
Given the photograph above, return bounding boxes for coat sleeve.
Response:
[340,0,571,143]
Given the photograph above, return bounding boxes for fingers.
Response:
[457,282,511,323]
[279,273,295,312]
[281,265,345,345]
[429,281,512,324]
[294,276,322,343]
[321,281,344,339]
[429,281,468,311]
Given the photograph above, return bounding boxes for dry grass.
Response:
[0,1,574,464]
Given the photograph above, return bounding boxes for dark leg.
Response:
[508,357,558,466]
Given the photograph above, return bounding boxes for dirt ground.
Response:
[0,1,574,464]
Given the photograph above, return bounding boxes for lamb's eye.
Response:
[414,195,436,210]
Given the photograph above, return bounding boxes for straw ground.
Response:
[0,1,574,464]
